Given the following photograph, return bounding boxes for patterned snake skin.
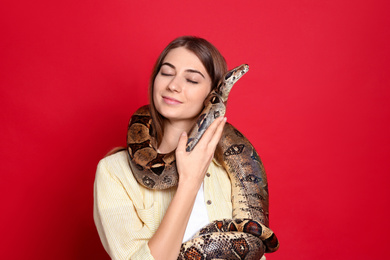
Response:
[127,64,279,259]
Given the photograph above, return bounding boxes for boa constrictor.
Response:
[127,64,279,259]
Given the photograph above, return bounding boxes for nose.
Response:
[167,76,182,92]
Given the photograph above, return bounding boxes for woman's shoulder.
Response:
[99,148,128,165]
[96,149,132,181]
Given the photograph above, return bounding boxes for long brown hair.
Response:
[149,36,228,147]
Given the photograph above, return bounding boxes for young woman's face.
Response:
[153,47,212,123]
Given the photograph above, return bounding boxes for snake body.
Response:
[127,64,279,259]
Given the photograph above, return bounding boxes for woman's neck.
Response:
[158,118,195,154]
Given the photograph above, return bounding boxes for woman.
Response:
[94,36,269,260]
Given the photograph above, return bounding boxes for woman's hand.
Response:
[175,116,227,190]
[149,117,226,260]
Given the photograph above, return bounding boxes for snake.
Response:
[127,64,279,259]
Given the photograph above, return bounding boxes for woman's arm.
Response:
[148,117,227,260]
[94,156,155,260]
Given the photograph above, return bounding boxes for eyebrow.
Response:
[161,62,205,79]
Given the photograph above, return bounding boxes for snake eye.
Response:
[225,71,233,79]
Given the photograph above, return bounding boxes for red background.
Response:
[1,0,389,259]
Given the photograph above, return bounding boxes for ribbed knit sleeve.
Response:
[94,155,155,260]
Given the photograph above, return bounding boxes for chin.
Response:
[156,103,201,121]
[162,111,198,122]
[157,106,181,119]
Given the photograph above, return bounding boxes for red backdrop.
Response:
[1,0,389,259]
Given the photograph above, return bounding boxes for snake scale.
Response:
[127,64,279,259]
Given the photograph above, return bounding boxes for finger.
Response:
[208,117,227,149]
[197,116,225,145]
[176,131,188,155]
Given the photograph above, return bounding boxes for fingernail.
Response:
[182,131,187,136]
[224,117,227,121]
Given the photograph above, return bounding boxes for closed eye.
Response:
[161,72,173,76]
[186,79,198,84]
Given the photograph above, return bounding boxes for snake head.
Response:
[217,64,249,102]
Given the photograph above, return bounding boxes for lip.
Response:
[162,96,182,105]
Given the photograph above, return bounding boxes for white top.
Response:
[181,182,266,259]
[182,182,210,242]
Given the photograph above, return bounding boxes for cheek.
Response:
[153,77,163,97]
[188,85,211,107]
[198,85,212,101]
